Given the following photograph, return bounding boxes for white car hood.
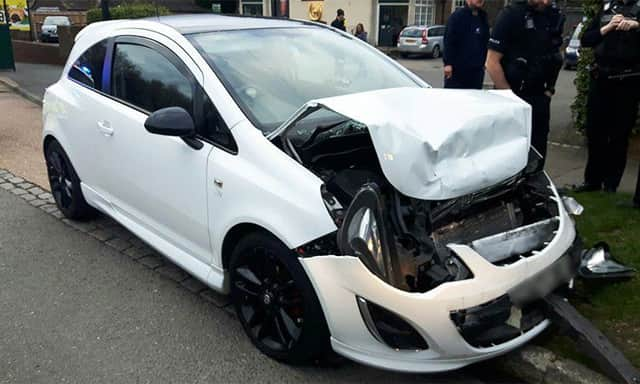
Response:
[276,87,532,200]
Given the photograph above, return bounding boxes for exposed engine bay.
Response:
[280,113,560,293]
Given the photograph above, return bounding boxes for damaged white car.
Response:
[43,15,585,372]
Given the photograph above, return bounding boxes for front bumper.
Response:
[300,196,577,372]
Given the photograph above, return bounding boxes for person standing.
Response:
[443,0,490,89]
[331,9,346,32]
[574,0,640,195]
[485,0,559,167]
[354,23,368,42]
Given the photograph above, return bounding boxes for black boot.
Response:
[572,183,601,193]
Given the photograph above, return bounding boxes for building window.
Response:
[242,2,263,16]
[414,0,434,26]
[452,0,466,11]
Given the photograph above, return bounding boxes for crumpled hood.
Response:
[277,87,532,200]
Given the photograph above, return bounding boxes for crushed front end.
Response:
[298,161,581,372]
[274,88,583,371]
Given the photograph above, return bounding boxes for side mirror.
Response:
[144,107,203,150]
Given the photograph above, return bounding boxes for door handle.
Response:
[97,120,114,136]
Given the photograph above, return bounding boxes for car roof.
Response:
[151,14,312,34]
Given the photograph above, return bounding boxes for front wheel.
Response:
[230,232,330,364]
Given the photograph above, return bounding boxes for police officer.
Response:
[574,0,640,195]
[443,0,490,89]
[486,0,561,167]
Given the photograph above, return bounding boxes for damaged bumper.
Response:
[299,194,577,372]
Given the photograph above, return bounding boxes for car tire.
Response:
[432,45,441,59]
[230,231,330,364]
[45,139,97,220]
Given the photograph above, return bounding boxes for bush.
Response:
[86,3,171,24]
[570,0,600,134]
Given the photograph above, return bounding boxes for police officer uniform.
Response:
[580,0,640,193]
[487,0,561,164]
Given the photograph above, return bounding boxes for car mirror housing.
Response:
[144,107,196,137]
[144,107,203,150]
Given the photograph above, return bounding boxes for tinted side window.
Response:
[112,43,194,115]
[68,40,107,90]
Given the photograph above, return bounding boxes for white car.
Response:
[43,15,583,373]
[40,15,71,43]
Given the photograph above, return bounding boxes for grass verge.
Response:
[541,191,639,368]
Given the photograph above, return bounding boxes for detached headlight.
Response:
[337,184,397,284]
[562,196,584,216]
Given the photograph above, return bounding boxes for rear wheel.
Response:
[432,45,441,59]
[45,140,96,220]
[230,232,330,364]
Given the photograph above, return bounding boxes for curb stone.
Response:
[0,76,43,106]
[500,346,613,384]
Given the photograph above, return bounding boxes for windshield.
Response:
[190,27,419,134]
[44,16,70,25]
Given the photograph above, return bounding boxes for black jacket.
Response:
[331,18,346,32]
[443,5,489,69]
[581,0,640,68]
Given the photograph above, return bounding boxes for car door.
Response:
[97,34,213,266]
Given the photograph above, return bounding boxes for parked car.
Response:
[43,15,584,373]
[397,25,445,58]
[564,22,583,69]
[40,16,71,43]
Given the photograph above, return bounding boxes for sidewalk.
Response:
[0,62,62,102]
[0,64,638,195]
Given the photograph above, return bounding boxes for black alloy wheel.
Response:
[230,232,330,364]
[45,140,96,220]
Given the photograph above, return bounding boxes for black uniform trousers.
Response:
[584,76,640,191]
[635,164,640,205]
[518,93,551,167]
[444,68,485,90]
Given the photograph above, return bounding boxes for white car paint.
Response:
[43,16,577,373]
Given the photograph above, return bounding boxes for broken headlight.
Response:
[337,184,398,285]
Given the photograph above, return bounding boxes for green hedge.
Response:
[570,0,600,133]
[86,3,171,24]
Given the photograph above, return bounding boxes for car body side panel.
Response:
[43,79,112,190]
[206,121,338,275]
